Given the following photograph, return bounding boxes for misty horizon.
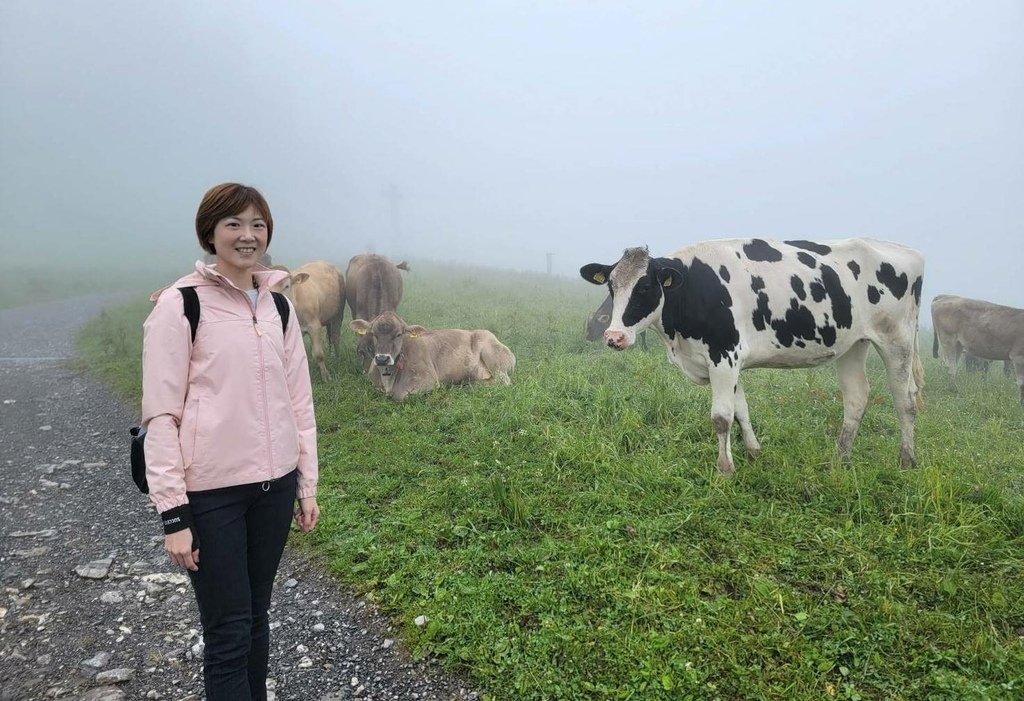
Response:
[2,1,1022,306]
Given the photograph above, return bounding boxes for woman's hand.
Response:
[295,496,320,532]
[165,530,199,571]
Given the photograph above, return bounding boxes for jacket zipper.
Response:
[246,288,276,482]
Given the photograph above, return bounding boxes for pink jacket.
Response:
[141,261,318,513]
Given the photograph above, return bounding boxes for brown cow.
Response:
[345,254,410,368]
[273,260,346,382]
[931,294,1024,404]
[349,311,516,401]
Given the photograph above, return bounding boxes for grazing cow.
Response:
[273,261,346,382]
[581,238,925,473]
[931,294,1024,404]
[586,294,648,350]
[345,254,410,368]
[349,311,516,401]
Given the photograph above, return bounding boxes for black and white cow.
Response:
[586,293,648,350]
[581,238,925,473]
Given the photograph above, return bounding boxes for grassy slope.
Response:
[76,262,1024,700]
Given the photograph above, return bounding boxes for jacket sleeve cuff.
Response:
[297,485,318,500]
[160,504,194,535]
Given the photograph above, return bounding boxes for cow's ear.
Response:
[406,325,427,338]
[292,272,310,285]
[656,265,682,290]
[350,319,370,335]
[580,263,612,285]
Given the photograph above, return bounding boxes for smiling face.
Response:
[210,205,268,285]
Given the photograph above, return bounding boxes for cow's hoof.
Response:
[899,448,917,469]
[745,445,761,459]
[716,458,736,476]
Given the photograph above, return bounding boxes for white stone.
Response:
[75,557,114,579]
[10,529,56,538]
[82,651,112,668]
[96,667,134,684]
[414,615,429,627]
[81,688,126,701]
[101,591,124,604]
[141,572,188,586]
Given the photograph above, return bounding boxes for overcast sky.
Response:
[1,1,1021,304]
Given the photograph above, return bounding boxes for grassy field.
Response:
[75,261,1024,700]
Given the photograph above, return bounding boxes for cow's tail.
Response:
[913,329,925,411]
[932,327,939,358]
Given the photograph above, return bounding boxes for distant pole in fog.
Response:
[382,184,402,249]
[546,252,553,275]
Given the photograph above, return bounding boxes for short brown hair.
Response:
[195,183,274,255]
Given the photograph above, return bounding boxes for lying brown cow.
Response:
[349,311,516,401]
[273,260,346,382]
[931,293,1024,404]
[345,254,409,368]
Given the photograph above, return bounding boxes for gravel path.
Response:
[0,295,478,701]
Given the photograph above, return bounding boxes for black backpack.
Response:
[129,287,291,493]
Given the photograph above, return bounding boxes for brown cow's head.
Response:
[350,312,426,390]
[271,270,308,303]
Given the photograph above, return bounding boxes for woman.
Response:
[141,183,320,700]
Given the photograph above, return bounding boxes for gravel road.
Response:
[0,295,478,701]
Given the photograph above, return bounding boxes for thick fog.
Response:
[2,1,1022,305]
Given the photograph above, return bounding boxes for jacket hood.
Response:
[149,261,290,302]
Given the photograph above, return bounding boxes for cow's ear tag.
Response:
[593,272,606,284]
[355,328,367,336]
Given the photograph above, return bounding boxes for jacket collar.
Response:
[149,260,290,302]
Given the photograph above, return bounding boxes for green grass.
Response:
[76,261,1024,700]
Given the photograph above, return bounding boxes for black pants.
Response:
[187,469,297,701]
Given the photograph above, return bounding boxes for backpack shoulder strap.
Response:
[271,291,290,334]
[178,287,200,343]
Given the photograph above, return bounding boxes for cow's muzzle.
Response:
[375,353,402,376]
[604,330,629,351]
